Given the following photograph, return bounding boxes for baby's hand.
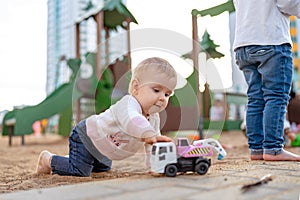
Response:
[143,135,172,145]
[156,135,172,142]
[143,136,157,145]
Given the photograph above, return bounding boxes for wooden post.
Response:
[76,23,80,58]
[21,135,25,145]
[95,11,103,80]
[204,83,210,118]
[126,17,132,70]
[75,22,81,123]
[8,126,13,146]
[192,14,204,138]
[105,27,110,68]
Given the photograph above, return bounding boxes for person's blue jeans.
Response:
[235,43,293,155]
[51,120,112,176]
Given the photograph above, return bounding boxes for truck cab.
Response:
[150,142,177,174]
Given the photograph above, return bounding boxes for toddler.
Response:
[36,57,177,176]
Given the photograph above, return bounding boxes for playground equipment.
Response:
[2,82,77,145]
[150,137,226,177]
[2,1,247,145]
[74,0,137,123]
[2,53,114,145]
[190,1,248,133]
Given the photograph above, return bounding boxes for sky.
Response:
[0,0,232,112]
[126,0,232,91]
[0,0,47,111]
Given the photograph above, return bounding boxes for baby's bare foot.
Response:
[36,150,54,174]
[250,154,263,160]
[263,149,300,161]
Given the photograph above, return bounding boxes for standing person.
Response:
[36,57,177,176]
[233,0,300,161]
[209,99,224,121]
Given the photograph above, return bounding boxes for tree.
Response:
[182,30,224,60]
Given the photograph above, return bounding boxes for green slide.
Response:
[2,52,114,138]
[2,81,81,136]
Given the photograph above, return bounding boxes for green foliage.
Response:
[192,0,235,17]
[2,110,16,136]
[103,0,138,30]
[200,30,224,59]
[82,0,94,11]
[170,70,198,107]
[95,69,114,113]
[85,52,99,95]
[67,58,81,81]
[182,30,224,60]
[58,105,73,137]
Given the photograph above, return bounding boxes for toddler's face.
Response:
[133,73,176,116]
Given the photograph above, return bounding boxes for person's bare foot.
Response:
[36,150,54,174]
[250,154,263,160]
[263,149,300,161]
[287,132,296,141]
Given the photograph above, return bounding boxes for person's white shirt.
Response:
[86,95,160,161]
[233,0,300,50]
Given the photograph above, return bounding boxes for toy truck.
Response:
[150,137,227,177]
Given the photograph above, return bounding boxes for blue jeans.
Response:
[235,44,293,155]
[51,120,112,177]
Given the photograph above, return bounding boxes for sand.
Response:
[1,131,299,194]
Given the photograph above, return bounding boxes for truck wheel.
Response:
[195,162,209,175]
[165,164,178,177]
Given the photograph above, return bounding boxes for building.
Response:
[46,0,131,131]
[46,0,106,131]
[46,0,103,94]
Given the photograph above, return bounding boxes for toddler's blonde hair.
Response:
[128,57,177,94]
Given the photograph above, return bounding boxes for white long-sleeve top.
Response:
[233,0,300,50]
[86,95,160,161]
